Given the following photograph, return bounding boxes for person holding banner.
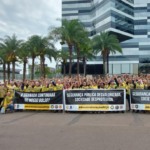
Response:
[0,84,7,111]
[1,91,14,113]
[126,79,136,111]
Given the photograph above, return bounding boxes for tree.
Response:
[0,34,22,81]
[0,45,7,82]
[80,40,96,76]
[28,35,40,80]
[37,36,57,78]
[50,19,86,77]
[57,50,69,76]
[92,31,122,74]
[18,42,30,81]
[74,32,89,75]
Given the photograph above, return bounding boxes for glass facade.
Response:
[62,0,150,74]
[115,0,134,16]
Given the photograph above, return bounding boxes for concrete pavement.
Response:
[0,111,150,150]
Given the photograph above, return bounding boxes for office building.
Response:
[62,0,150,74]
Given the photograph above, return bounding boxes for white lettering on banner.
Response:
[28,98,39,103]
[97,93,107,96]
[21,93,38,97]
[20,93,55,98]
[75,98,90,102]
[141,97,150,101]
[84,93,97,97]
[96,93,121,97]
[108,93,121,97]
[91,97,113,102]
[38,93,55,97]
[67,92,121,98]
[24,98,50,103]
[67,93,84,97]
[39,98,51,102]
[133,92,150,96]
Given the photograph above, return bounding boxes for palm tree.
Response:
[0,44,11,82]
[57,50,69,76]
[0,34,22,81]
[80,41,96,76]
[27,35,40,80]
[92,31,122,74]
[74,32,89,75]
[37,36,57,78]
[18,42,30,81]
[28,35,57,79]
[50,19,85,77]
[0,45,7,82]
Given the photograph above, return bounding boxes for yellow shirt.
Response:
[33,86,41,92]
[82,86,89,89]
[0,87,6,98]
[14,87,21,91]
[90,85,98,89]
[3,96,13,108]
[24,86,34,92]
[56,84,63,90]
[108,85,116,89]
[41,86,50,92]
[117,85,126,89]
[136,83,144,89]
[104,85,109,89]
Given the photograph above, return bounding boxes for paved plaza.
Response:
[0,111,150,150]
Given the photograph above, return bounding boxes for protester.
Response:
[0,91,14,113]
[0,73,150,114]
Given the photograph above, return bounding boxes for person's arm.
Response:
[132,80,136,89]
[114,78,119,87]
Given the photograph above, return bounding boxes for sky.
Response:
[0,0,62,69]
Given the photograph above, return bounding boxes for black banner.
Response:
[65,90,124,104]
[14,90,63,110]
[131,89,150,104]
[65,90,125,111]
[130,89,150,110]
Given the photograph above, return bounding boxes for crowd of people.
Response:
[0,74,150,113]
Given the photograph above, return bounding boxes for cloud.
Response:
[0,0,62,68]
[0,0,61,40]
